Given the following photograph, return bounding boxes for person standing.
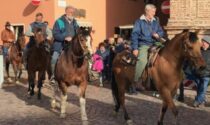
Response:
[193,36,210,107]
[1,22,15,61]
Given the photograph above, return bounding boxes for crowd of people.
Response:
[0,4,209,108]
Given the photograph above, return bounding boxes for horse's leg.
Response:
[18,63,22,80]
[79,81,88,122]
[60,82,68,118]
[118,83,133,125]
[51,81,59,109]
[37,71,45,100]
[158,102,168,125]
[5,59,12,82]
[158,88,179,125]
[12,62,18,82]
[28,71,35,97]
[111,74,121,115]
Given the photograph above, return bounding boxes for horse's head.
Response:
[34,28,45,46]
[76,27,93,56]
[182,30,206,70]
[17,34,26,50]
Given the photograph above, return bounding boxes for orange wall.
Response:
[106,0,145,38]
[0,0,167,47]
[0,0,55,44]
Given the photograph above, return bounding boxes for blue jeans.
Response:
[195,77,210,103]
[3,47,9,58]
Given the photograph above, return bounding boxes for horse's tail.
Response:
[111,70,120,109]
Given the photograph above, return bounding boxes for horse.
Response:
[27,28,51,99]
[5,34,26,83]
[111,30,206,125]
[51,27,92,124]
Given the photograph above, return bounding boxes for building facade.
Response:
[0,0,168,47]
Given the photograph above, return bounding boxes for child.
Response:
[92,53,104,86]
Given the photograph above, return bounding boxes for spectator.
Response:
[91,53,104,86]
[193,36,210,107]
[1,22,15,61]
[96,42,109,83]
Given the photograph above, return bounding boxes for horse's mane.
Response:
[63,34,84,67]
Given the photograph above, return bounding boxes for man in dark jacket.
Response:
[193,36,210,107]
[50,5,79,83]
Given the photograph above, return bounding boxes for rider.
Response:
[24,13,52,66]
[1,22,15,60]
[131,4,165,91]
[50,5,79,83]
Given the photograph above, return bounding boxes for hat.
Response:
[36,12,43,17]
[5,21,11,26]
[202,36,210,44]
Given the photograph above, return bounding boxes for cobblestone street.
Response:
[0,73,210,125]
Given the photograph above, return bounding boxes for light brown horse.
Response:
[5,34,26,83]
[111,30,206,125]
[51,27,92,124]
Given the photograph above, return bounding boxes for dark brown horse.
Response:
[27,28,51,99]
[51,27,92,124]
[5,34,26,83]
[111,30,206,125]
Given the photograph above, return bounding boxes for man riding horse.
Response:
[1,22,15,61]
[24,12,52,67]
[50,5,79,83]
[131,4,165,92]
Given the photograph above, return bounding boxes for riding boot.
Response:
[135,81,145,92]
[178,81,185,102]
[128,84,138,95]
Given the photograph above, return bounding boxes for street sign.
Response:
[32,0,41,6]
[161,0,170,14]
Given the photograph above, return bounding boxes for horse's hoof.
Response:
[60,113,66,119]
[126,120,133,125]
[82,120,89,125]
[27,94,32,99]
[158,121,163,125]
[112,110,118,117]
[37,95,41,100]
[16,81,20,84]
[51,100,56,109]
[82,116,88,121]
[7,78,12,82]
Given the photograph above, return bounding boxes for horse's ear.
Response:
[182,29,189,33]
[194,29,200,35]
[76,28,81,34]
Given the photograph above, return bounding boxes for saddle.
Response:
[147,45,162,67]
[120,45,162,67]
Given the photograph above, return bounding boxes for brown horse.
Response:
[51,27,92,124]
[5,34,26,83]
[27,28,51,99]
[111,30,206,125]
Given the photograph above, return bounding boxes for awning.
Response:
[77,21,92,27]
[118,24,134,29]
